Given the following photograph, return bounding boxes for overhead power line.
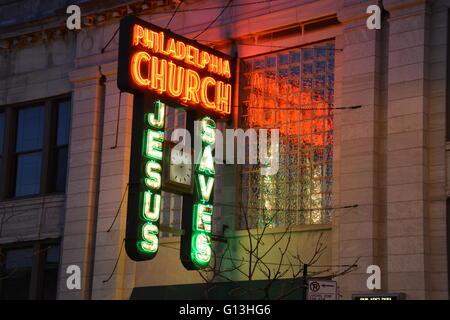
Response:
[193,0,234,40]
[156,0,284,15]
[165,0,184,29]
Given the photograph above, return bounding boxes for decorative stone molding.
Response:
[337,0,380,25]
[0,0,183,51]
[69,65,103,86]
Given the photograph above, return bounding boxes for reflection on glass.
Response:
[240,42,335,229]
[16,107,44,152]
[2,247,33,300]
[15,152,42,196]
[57,101,71,146]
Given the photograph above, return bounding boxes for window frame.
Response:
[0,239,61,300]
[0,94,71,200]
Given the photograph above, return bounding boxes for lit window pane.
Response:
[15,152,42,196]
[16,106,44,153]
[57,101,71,146]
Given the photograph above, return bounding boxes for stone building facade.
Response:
[0,0,449,300]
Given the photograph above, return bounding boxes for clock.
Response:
[162,142,194,194]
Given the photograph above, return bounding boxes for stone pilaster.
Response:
[90,62,136,300]
[335,0,388,299]
[58,66,104,299]
[384,0,430,299]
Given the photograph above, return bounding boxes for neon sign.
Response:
[120,16,232,269]
[118,16,233,118]
[180,117,216,269]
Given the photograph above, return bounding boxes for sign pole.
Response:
[303,264,308,300]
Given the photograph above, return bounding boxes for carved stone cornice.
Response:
[0,0,182,50]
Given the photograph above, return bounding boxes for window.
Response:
[15,106,45,196]
[0,96,71,199]
[160,106,186,237]
[54,100,70,192]
[239,41,335,229]
[0,241,60,300]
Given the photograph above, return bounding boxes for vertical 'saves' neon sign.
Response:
[190,117,216,268]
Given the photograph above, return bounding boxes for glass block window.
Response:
[239,41,335,229]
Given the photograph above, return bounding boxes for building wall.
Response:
[0,0,448,300]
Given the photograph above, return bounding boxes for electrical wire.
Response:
[101,26,120,53]
[193,0,234,40]
[165,0,184,29]
[214,202,358,213]
[158,243,357,269]
[110,91,122,149]
[106,183,129,232]
[242,105,362,111]
[196,41,344,51]
[102,238,125,283]
[155,0,285,14]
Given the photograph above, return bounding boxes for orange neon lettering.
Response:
[176,41,186,60]
[192,46,200,68]
[223,60,231,78]
[159,32,169,55]
[144,29,159,52]
[166,38,177,58]
[200,77,216,110]
[133,25,145,46]
[208,55,219,74]
[218,57,223,76]
[167,61,184,97]
[183,69,200,104]
[131,51,150,86]
[199,51,210,69]
[215,81,231,114]
[185,45,196,66]
[151,57,167,94]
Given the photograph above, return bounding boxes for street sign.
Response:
[307,280,337,300]
[352,293,405,300]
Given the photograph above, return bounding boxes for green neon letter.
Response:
[145,129,164,160]
[198,145,215,175]
[192,233,211,265]
[193,203,213,233]
[145,160,162,189]
[201,117,216,145]
[147,101,166,129]
[142,191,161,221]
[140,223,159,253]
[197,174,214,203]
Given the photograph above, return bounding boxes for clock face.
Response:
[169,149,192,186]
